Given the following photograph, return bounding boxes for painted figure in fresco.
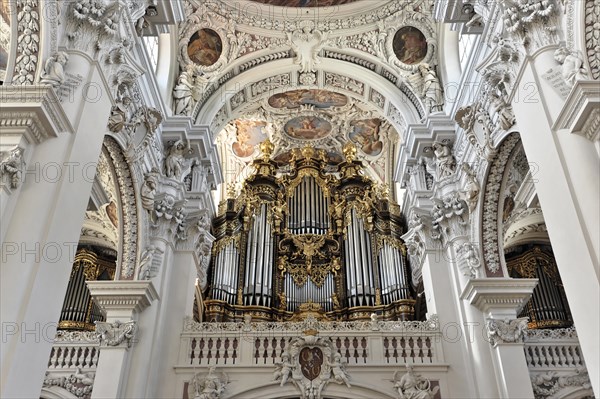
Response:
[187,29,222,66]
[350,119,383,156]
[394,28,427,65]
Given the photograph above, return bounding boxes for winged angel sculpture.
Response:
[188,367,229,399]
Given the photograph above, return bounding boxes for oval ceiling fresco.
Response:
[269,90,348,109]
[187,28,223,66]
[392,26,428,65]
[249,0,360,7]
[284,116,332,140]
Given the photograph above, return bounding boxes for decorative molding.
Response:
[43,368,95,399]
[585,0,600,80]
[54,330,100,344]
[0,85,74,144]
[553,81,600,142]
[524,327,578,342]
[485,317,528,347]
[11,0,41,85]
[182,314,440,334]
[461,278,538,318]
[87,280,159,317]
[481,134,520,274]
[531,367,593,398]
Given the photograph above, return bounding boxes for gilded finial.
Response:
[260,139,274,160]
[343,142,357,162]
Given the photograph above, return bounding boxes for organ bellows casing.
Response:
[204,142,415,322]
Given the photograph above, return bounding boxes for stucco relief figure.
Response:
[0,146,25,189]
[189,367,229,399]
[554,47,588,87]
[140,172,157,213]
[328,353,350,387]
[432,142,456,180]
[173,69,201,116]
[488,91,515,130]
[393,365,440,399]
[419,64,444,113]
[164,140,192,180]
[273,351,293,386]
[107,95,132,133]
[460,163,480,212]
[40,52,69,87]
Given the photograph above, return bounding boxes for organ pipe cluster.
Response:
[205,141,415,322]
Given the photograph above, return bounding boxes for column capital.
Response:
[87,280,159,321]
[461,278,538,319]
[485,317,529,347]
[0,85,74,146]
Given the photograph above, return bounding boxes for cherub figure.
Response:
[40,52,69,87]
[0,147,25,189]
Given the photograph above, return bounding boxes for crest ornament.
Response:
[273,332,351,399]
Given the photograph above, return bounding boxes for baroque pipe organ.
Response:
[204,142,415,322]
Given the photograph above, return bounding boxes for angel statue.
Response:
[393,365,440,399]
[173,68,201,116]
[189,367,229,399]
[328,353,351,388]
[273,351,294,386]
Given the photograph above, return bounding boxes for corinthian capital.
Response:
[485,317,529,347]
[431,192,469,243]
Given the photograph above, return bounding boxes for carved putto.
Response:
[554,46,589,87]
[40,52,69,87]
[0,146,25,190]
[43,368,95,399]
[273,332,351,399]
[430,142,456,181]
[392,365,440,399]
[95,320,137,348]
[188,367,229,399]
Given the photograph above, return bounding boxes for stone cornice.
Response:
[461,278,538,318]
[86,281,159,315]
[0,85,74,144]
[553,80,600,142]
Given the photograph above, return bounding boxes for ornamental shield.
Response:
[299,347,323,381]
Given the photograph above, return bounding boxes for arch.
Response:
[102,136,140,280]
[480,132,521,277]
[228,381,395,399]
[194,58,424,137]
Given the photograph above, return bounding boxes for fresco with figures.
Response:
[232,120,268,158]
[268,90,348,109]
[349,119,383,157]
[284,116,332,140]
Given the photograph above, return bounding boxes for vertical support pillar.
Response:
[462,278,538,399]
[87,281,158,399]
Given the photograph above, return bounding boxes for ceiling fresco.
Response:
[247,0,361,7]
[268,90,348,110]
[284,116,333,140]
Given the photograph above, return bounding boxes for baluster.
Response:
[352,337,359,364]
[190,338,197,365]
[408,337,416,362]
[524,346,533,367]
[361,337,367,364]
[383,337,390,363]
[532,346,540,368]
[223,338,230,365]
[280,338,287,358]
[83,347,92,368]
[215,338,222,365]
[344,337,351,362]
[541,346,549,367]
[263,338,269,364]
[57,347,66,368]
[254,338,260,364]
[393,337,400,363]
[416,337,424,363]
[271,338,277,364]
[425,337,433,363]
[232,338,238,365]
[48,347,57,369]
[199,338,205,365]
[75,347,83,368]
[572,345,582,366]
[207,338,213,365]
